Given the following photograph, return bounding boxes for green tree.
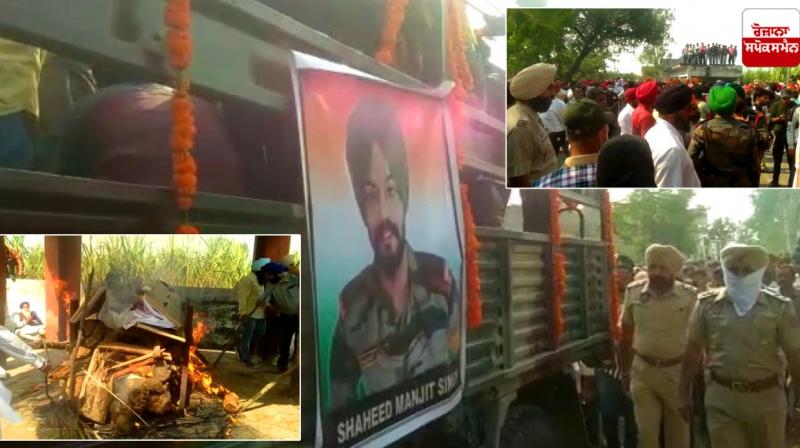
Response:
[743,190,800,254]
[706,218,739,249]
[639,43,671,78]
[508,9,674,80]
[612,190,707,263]
[4,236,44,279]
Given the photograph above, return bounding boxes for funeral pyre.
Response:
[47,276,240,438]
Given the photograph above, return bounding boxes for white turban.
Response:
[509,63,557,101]
[644,244,685,276]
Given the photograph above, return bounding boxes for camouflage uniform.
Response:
[687,116,759,187]
[329,245,460,411]
[621,278,698,448]
[688,287,800,448]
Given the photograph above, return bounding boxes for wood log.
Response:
[67,314,86,401]
[107,346,162,373]
[78,349,100,401]
[178,305,193,412]
[134,322,185,343]
[80,352,112,424]
[71,287,106,324]
[97,342,154,356]
[241,363,299,412]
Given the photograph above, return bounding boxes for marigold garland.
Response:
[549,189,566,345]
[375,0,410,65]
[165,0,199,233]
[442,0,481,329]
[602,191,622,342]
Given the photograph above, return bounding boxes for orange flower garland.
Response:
[442,0,481,329]
[375,0,410,66]
[602,191,622,342]
[165,0,199,234]
[549,190,566,345]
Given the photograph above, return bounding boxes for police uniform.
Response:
[621,278,697,448]
[329,245,460,410]
[687,116,759,187]
[687,287,800,448]
[507,105,558,183]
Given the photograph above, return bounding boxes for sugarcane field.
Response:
[0,235,301,440]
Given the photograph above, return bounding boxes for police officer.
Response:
[620,244,697,448]
[507,63,559,187]
[688,85,759,187]
[678,243,800,448]
[329,97,460,411]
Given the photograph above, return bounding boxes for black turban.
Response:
[596,135,657,187]
[654,84,693,115]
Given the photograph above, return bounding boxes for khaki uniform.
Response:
[621,279,697,448]
[687,117,759,187]
[329,246,460,411]
[687,287,800,448]
[507,104,558,183]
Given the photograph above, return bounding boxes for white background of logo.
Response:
[742,9,800,38]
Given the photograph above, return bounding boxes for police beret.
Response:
[563,99,607,136]
[654,85,693,115]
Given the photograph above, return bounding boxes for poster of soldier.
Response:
[507,8,800,189]
[292,54,465,447]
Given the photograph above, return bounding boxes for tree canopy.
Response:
[742,190,800,255]
[613,190,706,263]
[508,9,674,80]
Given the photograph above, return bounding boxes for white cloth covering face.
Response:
[723,266,767,316]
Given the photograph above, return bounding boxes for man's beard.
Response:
[530,96,554,113]
[648,275,674,292]
[674,113,691,133]
[370,220,406,274]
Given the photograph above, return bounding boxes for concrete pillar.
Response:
[44,236,82,341]
[254,236,291,261]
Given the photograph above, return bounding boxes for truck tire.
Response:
[499,405,558,448]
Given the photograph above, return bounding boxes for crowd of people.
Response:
[579,242,800,448]
[681,43,737,66]
[235,255,300,372]
[507,62,800,188]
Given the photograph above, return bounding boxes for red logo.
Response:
[741,9,800,67]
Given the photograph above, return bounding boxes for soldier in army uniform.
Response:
[619,244,697,448]
[688,85,759,187]
[329,98,461,411]
[507,63,559,187]
[678,244,800,448]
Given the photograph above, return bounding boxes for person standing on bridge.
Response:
[679,244,800,448]
[620,244,697,448]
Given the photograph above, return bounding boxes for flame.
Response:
[45,271,75,316]
[186,320,228,397]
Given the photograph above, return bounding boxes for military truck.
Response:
[0,2,614,446]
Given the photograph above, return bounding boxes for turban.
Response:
[644,244,685,276]
[624,87,637,104]
[708,86,737,115]
[720,244,769,273]
[726,82,746,99]
[597,135,657,187]
[654,85,693,115]
[263,262,288,275]
[252,258,270,271]
[636,81,659,106]
[346,98,409,215]
[509,63,557,100]
[617,255,635,271]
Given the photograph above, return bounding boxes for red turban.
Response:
[624,87,637,103]
[636,81,659,106]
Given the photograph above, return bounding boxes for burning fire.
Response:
[45,271,76,316]
[187,320,228,397]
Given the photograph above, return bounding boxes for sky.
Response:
[508,189,755,223]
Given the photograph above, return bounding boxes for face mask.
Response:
[723,266,767,316]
